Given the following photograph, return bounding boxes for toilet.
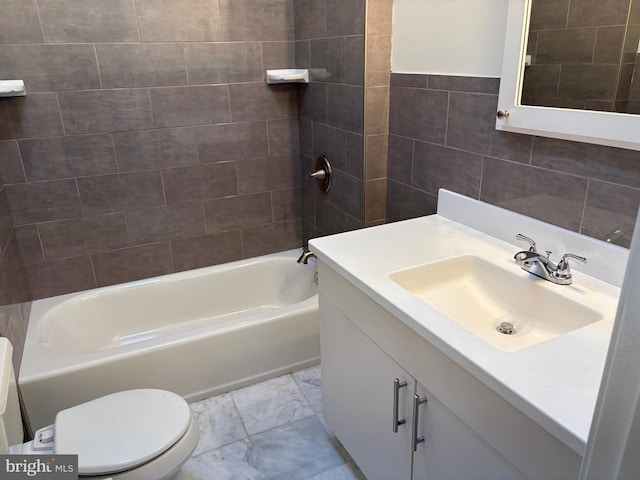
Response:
[0,338,198,479]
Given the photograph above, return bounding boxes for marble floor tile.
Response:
[189,393,247,456]
[231,374,315,435]
[307,462,367,480]
[175,367,362,479]
[293,365,323,414]
[174,439,267,480]
[251,415,348,480]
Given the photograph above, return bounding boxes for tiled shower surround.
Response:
[295,0,367,239]
[295,0,392,238]
[386,73,640,249]
[0,0,302,300]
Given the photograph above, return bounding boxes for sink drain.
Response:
[496,321,517,335]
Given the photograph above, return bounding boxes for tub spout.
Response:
[297,248,317,264]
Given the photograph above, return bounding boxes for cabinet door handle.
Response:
[392,378,408,433]
[412,394,428,451]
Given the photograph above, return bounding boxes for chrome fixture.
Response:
[309,155,332,193]
[412,394,428,452]
[392,378,407,433]
[496,321,517,335]
[297,247,317,264]
[496,109,510,119]
[513,233,587,285]
[605,228,624,244]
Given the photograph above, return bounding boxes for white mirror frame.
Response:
[497,0,640,151]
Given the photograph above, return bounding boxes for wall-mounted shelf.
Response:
[266,69,309,84]
[0,80,26,97]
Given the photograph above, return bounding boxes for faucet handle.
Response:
[515,233,537,253]
[558,253,587,270]
[554,253,587,281]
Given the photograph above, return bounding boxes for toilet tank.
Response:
[0,338,24,452]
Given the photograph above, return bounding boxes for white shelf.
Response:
[0,80,26,97]
[266,69,309,84]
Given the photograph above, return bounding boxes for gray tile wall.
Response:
[294,0,366,240]
[387,73,640,249]
[618,0,640,112]
[629,54,640,113]
[0,0,302,300]
[523,0,634,111]
[0,143,31,371]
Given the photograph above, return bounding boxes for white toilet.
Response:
[0,338,199,479]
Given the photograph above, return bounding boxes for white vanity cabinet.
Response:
[321,295,526,480]
[321,296,413,480]
[411,381,526,480]
[318,262,582,480]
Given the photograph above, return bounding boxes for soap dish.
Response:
[266,69,309,84]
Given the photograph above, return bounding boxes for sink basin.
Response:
[389,255,603,352]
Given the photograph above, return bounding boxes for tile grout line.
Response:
[131,0,142,42]
[33,0,46,43]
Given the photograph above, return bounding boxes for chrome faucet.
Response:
[513,233,586,285]
[297,247,317,264]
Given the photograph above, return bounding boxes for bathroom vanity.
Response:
[309,190,625,480]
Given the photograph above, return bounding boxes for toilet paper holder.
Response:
[310,155,332,193]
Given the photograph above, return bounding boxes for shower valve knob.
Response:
[310,169,327,180]
[309,155,332,193]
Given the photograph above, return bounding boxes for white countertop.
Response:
[310,191,624,455]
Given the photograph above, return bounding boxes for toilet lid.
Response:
[54,389,192,475]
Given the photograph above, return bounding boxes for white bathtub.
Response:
[19,249,319,432]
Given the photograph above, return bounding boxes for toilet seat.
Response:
[80,414,199,480]
[54,389,192,476]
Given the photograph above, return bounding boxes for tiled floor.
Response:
[174,366,365,480]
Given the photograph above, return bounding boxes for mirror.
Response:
[497,0,640,151]
[522,0,640,114]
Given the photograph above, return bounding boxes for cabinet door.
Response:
[321,295,414,480]
[412,383,527,480]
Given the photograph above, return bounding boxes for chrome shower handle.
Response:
[309,155,332,192]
